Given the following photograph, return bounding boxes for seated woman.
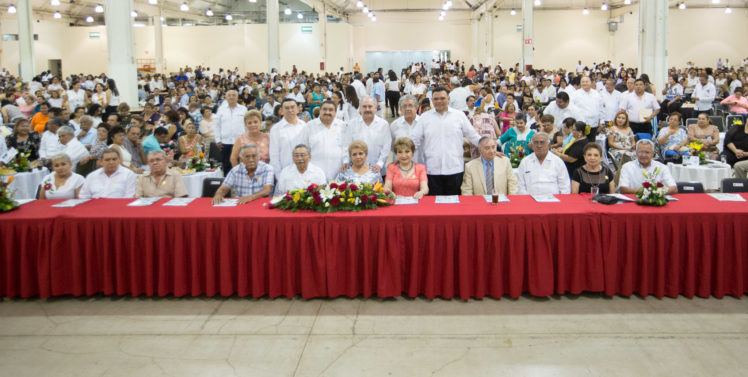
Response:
[470,106,501,158]
[498,102,517,134]
[724,116,748,167]
[607,110,636,166]
[552,121,588,176]
[657,113,689,157]
[336,140,382,185]
[571,143,615,194]
[178,120,202,159]
[384,137,428,199]
[499,114,534,154]
[720,86,748,121]
[39,152,85,199]
[108,126,141,173]
[687,112,720,160]
[5,118,41,161]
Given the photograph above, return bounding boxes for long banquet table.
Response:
[1,194,746,299]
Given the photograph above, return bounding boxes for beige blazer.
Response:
[461,156,519,195]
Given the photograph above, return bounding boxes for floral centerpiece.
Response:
[188,151,208,172]
[7,149,32,173]
[634,167,669,206]
[687,140,708,165]
[0,176,18,212]
[270,181,395,213]
[509,145,527,168]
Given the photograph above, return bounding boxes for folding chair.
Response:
[676,181,705,194]
[202,178,224,197]
[709,116,725,132]
[721,178,748,193]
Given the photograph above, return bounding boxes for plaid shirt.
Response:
[223,161,274,197]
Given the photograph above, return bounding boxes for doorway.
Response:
[48,59,62,77]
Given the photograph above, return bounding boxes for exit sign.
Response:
[301,26,312,34]
[524,38,533,45]
[89,32,100,39]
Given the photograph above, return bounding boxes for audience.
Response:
[56,125,89,169]
[78,148,137,198]
[551,120,588,176]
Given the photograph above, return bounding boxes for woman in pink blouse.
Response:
[384,137,429,198]
[720,86,748,116]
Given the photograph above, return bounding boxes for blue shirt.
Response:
[142,134,162,155]
[481,157,494,183]
[75,128,97,146]
[372,83,385,103]
[223,161,275,197]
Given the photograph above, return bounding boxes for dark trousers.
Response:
[220,143,233,175]
[629,121,652,135]
[586,125,599,142]
[427,173,464,196]
[386,90,401,118]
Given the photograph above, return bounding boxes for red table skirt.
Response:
[1,194,746,299]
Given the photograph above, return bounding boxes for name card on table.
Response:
[128,197,161,207]
[531,194,560,203]
[395,197,419,205]
[52,199,90,208]
[434,195,460,204]
[684,156,700,166]
[163,198,196,206]
[708,193,746,202]
[665,195,679,201]
[0,147,17,165]
[15,199,35,206]
[213,198,239,207]
[483,194,510,203]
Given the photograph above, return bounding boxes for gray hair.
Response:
[293,144,310,155]
[101,147,121,158]
[240,143,259,154]
[56,125,75,136]
[79,115,93,125]
[398,95,417,109]
[147,150,167,159]
[360,96,377,106]
[49,152,72,164]
[531,132,551,144]
[635,138,656,151]
[478,136,495,146]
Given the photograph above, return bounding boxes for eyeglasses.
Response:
[292,153,309,158]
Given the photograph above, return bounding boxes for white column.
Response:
[471,18,479,67]
[487,11,494,66]
[17,0,34,81]
[105,0,138,108]
[521,0,534,72]
[319,1,327,72]
[154,8,164,73]
[267,0,280,72]
[638,0,668,100]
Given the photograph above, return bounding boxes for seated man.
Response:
[136,150,188,198]
[274,144,326,196]
[79,148,137,198]
[56,125,89,169]
[142,126,171,158]
[516,133,571,195]
[461,136,518,195]
[211,143,274,205]
[618,139,677,194]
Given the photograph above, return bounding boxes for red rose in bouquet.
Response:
[330,197,340,207]
[656,182,664,188]
[339,182,348,191]
[642,182,651,189]
[360,194,368,203]
[313,196,321,205]
[329,182,338,189]
[350,184,359,191]
[369,194,376,202]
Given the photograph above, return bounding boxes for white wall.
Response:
[0,7,746,78]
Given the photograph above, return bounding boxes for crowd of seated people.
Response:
[1,57,747,202]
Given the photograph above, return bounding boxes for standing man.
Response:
[269,99,306,175]
[214,90,247,174]
[390,95,422,163]
[449,79,473,111]
[543,92,581,129]
[620,78,660,135]
[296,101,347,180]
[572,76,603,140]
[692,73,716,116]
[600,78,622,125]
[343,97,391,174]
[411,87,481,195]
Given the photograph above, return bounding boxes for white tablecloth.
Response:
[668,162,732,191]
[4,168,49,199]
[182,170,223,198]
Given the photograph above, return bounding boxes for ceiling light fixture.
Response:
[50,0,60,6]
[284,8,291,15]
[94,4,104,13]
[510,8,516,15]
[712,0,721,4]
[678,2,686,9]
[601,3,608,11]
[249,0,258,2]
[725,7,732,13]
[356,1,363,8]
[446,0,453,7]
[438,15,444,20]
[148,0,158,4]
[53,11,61,18]
[225,14,232,20]
[624,0,631,4]
[297,12,303,19]
[180,2,189,11]
[371,16,376,21]
[534,0,541,6]
[442,4,448,10]
[8,4,16,14]
[205,8,213,16]
[583,8,589,14]
[362,6,369,13]
[86,16,94,22]
[131,10,138,17]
